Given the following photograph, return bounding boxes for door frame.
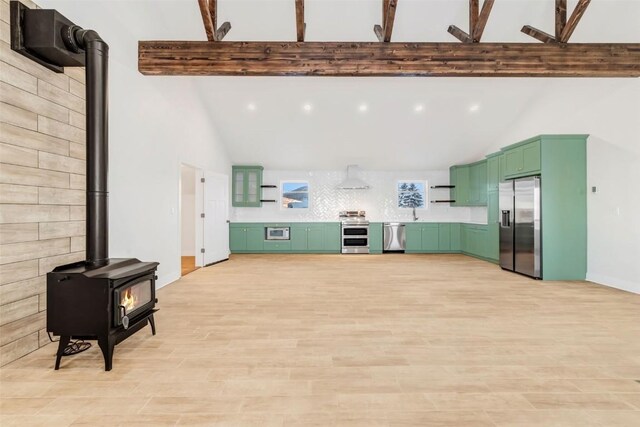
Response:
[179,163,204,269]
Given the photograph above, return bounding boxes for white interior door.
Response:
[202,171,229,266]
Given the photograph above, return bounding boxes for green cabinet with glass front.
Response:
[232,165,263,207]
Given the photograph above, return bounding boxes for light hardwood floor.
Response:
[181,256,199,277]
[1,254,639,426]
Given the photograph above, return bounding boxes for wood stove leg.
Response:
[54,335,71,370]
[97,336,115,371]
[148,313,156,336]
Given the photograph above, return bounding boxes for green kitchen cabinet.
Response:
[404,223,460,253]
[450,165,469,206]
[462,224,489,259]
[368,223,383,254]
[290,225,308,251]
[229,227,247,252]
[450,161,486,206]
[405,224,422,251]
[306,226,325,251]
[323,223,341,252]
[290,223,338,252]
[232,165,263,207]
[486,191,499,262]
[450,223,461,251]
[421,224,440,251]
[469,161,487,205]
[229,224,265,252]
[486,152,501,193]
[438,223,451,250]
[503,139,541,178]
[263,241,291,252]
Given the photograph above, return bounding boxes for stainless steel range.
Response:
[340,210,370,254]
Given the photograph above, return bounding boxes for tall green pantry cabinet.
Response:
[232,166,263,207]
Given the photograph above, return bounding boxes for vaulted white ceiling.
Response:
[41,0,640,170]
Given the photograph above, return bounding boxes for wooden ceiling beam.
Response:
[374,0,398,42]
[559,0,591,43]
[473,0,495,42]
[447,25,473,43]
[523,0,590,44]
[197,0,231,42]
[449,0,494,43]
[555,0,567,40]
[138,41,640,77]
[197,0,215,41]
[469,0,479,38]
[521,25,556,44]
[295,0,305,42]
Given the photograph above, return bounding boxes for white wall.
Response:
[232,169,482,224]
[490,79,640,294]
[41,1,232,289]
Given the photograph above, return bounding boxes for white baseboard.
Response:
[586,273,640,294]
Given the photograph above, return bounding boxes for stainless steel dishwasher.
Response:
[383,223,406,253]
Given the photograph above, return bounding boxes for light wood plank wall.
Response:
[0,0,86,366]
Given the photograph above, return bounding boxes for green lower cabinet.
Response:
[368,223,383,254]
[462,224,489,260]
[306,226,325,251]
[405,224,422,251]
[229,225,265,252]
[421,224,440,251]
[450,223,461,251]
[263,241,291,252]
[229,227,247,252]
[290,225,308,251]
[487,223,499,262]
[405,223,461,253]
[323,223,341,252]
[438,224,451,250]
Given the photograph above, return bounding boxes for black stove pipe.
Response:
[64,27,109,266]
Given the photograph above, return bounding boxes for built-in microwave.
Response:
[265,227,290,240]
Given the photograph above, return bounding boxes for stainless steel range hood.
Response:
[337,165,370,190]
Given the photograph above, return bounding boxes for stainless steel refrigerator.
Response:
[499,176,542,279]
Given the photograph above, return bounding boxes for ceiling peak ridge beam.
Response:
[138,41,640,78]
[522,0,590,43]
[295,0,305,42]
[197,0,231,42]
[374,0,398,42]
[448,0,495,43]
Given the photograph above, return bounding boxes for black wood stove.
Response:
[11,1,159,371]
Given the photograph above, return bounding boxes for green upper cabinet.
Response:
[486,152,501,193]
[469,161,487,205]
[503,139,541,178]
[232,165,263,207]
[368,223,383,254]
[450,165,469,206]
[450,160,486,206]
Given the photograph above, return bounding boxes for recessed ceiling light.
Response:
[358,103,368,112]
[302,103,313,112]
[247,103,256,111]
[414,104,425,112]
[469,104,480,112]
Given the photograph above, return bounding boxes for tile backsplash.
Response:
[231,169,487,224]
